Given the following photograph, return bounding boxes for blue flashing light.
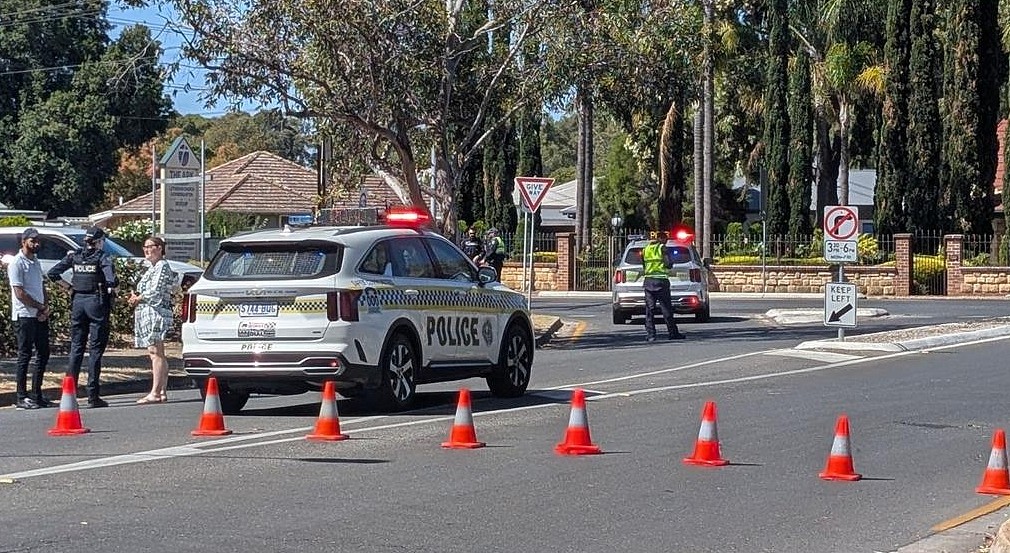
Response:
[287,214,314,226]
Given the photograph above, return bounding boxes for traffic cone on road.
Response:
[683,400,728,466]
[819,414,861,481]
[977,429,1010,495]
[48,375,90,436]
[191,377,232,437]
[306,381,348,441]
[441,388,485,449]
[555,388,601,455]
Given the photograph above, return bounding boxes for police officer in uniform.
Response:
[460,227,483,263]
[48,226,118,407]
[642,230,685,342]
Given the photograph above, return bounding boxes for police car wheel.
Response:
[373,331,417,411]
[196,380,250,415]
[695,304,711,322]
[612,309,627,325]
[487,322,533,398]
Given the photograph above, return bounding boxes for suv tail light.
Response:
[327,290,361,322]
[690,269,702,283]
[613,270,625,284]
[182,293,197,323]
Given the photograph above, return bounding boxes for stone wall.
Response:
[500,262,560,291]
[960,268,1010,295]
[707,266,897,295]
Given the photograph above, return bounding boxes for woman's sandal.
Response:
[136,394,165,405]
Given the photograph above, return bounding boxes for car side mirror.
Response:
[703,257,712,268]
[477,266,497,285]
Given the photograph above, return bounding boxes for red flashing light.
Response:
[672,227,693,243]
[385,206,431,226]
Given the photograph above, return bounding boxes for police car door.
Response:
[387,237,460,364]
[423,236,484,363]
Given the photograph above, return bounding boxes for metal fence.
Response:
[962,234,1008,267]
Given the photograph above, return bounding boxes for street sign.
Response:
[824,239,858,262]
[823,205,859,240]
[824,282,857,327]
[515,176,554,213]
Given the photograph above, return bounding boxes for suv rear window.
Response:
[205,241,343,280]
[625,245,694,265]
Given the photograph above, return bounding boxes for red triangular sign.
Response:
[515,177,554,212]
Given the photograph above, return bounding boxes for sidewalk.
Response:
[0,314,566,407]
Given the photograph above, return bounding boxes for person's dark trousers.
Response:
[644,277,679,339]
[489,258,504,282]
[15,316,50,400]
[66,293,110,400]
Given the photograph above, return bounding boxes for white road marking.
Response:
[765,349,863,363]
[4,335,1008,481]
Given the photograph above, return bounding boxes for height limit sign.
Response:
[823,205,859,263]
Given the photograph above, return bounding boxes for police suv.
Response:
[611,228,712,324]
[181,208,534,413]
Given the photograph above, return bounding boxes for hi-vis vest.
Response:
[642,242,668,278]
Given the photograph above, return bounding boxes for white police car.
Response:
[181,208,534,413]
[611,228,712,324]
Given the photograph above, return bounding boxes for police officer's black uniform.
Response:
[47,226,117,408]
[460,231,483,261]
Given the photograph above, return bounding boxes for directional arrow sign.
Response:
[824,282,857,328]
[515,176,554,213]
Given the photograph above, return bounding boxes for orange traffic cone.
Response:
[191,377,232,437]
[306,381,348,441]
[683,400,728,466]
[977,429,1010,495]
[555,388,601,455]
[819,414,861,481]
[442,388,485,449]
[48,375,90,436]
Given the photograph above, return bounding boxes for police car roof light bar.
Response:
[287,214,314,226]
[673,228,693,242]
[385,206,431,226]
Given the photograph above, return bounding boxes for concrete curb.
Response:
[796,325,1010,353]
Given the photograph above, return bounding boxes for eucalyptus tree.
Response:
[170,0,578,235]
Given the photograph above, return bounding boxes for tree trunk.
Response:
[837,95,851,206]
[576,91,587,253]
[658,99,681,228]
[577,91,595,255]
[702,0,714,258]
[693,101,704,241]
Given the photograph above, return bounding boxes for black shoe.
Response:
[15,397,40,410]
[646,336,656,342]
[34,396,55,408]
[87,397,109,409]
[669,333,686,340]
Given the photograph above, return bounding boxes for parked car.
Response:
[0,226,203,290]
[611,229,712,324]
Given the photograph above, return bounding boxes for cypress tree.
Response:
[787,52,813,237]
[905,0,943,234]
[874,0,912,235]
[762,0,790,237]
[942,0,1003,234]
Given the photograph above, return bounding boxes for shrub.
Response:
[0,216,32,227]
[912,254,946,295]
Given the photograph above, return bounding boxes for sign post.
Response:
[822,206,860,340]
[514,177,554,311]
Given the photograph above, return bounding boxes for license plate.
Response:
[239,303,279,317]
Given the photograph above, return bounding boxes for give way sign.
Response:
[515,176,554,212]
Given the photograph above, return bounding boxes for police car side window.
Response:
[425,238,476,281]
[359,242,393,276]
[0,234,18,255]
[390,238,435,279]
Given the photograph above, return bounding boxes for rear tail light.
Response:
[327,290,361,322]
[690,269,701,283]
[182,293,197,323]
[614,270,625,284]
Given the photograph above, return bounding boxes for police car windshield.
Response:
[625,245,693,265]
[205,241,343,280]
[67,234,134,257]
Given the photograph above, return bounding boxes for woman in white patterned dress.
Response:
[128,236,175,404]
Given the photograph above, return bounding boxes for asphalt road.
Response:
[2,297,1010,552]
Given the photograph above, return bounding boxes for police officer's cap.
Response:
[85,226,107,241]
[21,228,39,242]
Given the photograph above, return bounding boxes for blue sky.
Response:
[107,3,255,116]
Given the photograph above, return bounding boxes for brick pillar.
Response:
[894,233,912,296]
[556,232,574,291]
[945,234,963,296]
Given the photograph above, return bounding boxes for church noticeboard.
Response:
[159,136,201,262]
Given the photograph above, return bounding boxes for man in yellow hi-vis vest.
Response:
[642,231,685,342]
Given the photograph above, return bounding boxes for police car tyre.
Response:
[487,321,533,398]
[373,331,418,411]
[612,309,627,325]
[196,379,250,415]
[695,304,711,322]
